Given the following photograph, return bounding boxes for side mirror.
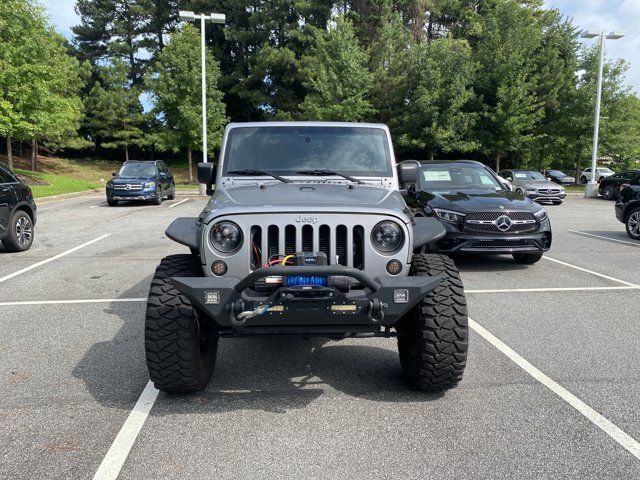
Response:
[506,177,513,182]
[111,172,116,177]
[197,162,217,194]
[397,161,419,187]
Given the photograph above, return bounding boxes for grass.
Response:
[13,168,101,198]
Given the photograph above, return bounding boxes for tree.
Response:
[299,16,373,121]
[0,0,83,170]
[395,38,479,159]
[85,60,146,161]
[146,24,227,182]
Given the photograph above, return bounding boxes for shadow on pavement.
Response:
[73,277,443,414]
[452,254,529,272]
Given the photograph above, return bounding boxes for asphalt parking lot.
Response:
[1,194,639,479]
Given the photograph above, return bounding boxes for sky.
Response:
[40,0,640,94]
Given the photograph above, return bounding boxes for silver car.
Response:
[499,169,567,204]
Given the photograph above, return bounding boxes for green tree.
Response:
[395,38,478,159]
[299,16,373,121]
[146,24,227,182]
[85,60,146,161]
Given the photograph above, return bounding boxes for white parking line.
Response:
[0,234,110,285]
[569,230,640,247]
[542,256,637,287]
[90,202,108,209]
[469,318,640,460]
[467,286,638,294]
[93,381,159,480]
[168,198,189,208]
[0,298,146,307]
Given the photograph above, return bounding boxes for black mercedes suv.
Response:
[404,160,552,264]
[106,160,175,206]
[0,163,37,252]
[615,178,640,239]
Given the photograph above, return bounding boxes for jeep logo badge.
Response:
[296,215,320,224]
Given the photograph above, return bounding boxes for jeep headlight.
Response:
[534,208,548,221]
[144,181,156,188]
[371,221,404,253]
[433,208,465,223]
[210,221,243,253]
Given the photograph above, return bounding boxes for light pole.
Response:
[580,30,625,198]
[178,10,226,195]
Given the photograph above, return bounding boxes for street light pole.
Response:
[178,10,226,195]
[580,30,625,198]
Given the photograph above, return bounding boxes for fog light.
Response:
[204,290,220,304]
[386,259,402,275]
[212,260,227,276]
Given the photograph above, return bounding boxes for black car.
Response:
[599,170,640,200]
[404,160,552,264]
[542,169,576,185]
[106,160,175,206]
[0,163,37,252]
[615,178,640,239]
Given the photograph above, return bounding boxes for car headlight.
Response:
[106,181,113,188]
[433,208,466,223]
[371,221,404,253]
[144,181,156,188]
[525,186,537,191]
[534,208,548,221]
[210,221,243,253]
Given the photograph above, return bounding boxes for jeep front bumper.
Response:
[169,265,441,333]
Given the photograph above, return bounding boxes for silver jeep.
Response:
[145,122,468,393]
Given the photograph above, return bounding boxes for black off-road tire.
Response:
[397,254,468,391]
[145,254,218,393]
[107,199,118,207]
[3,210,34,252]
[513,252,543,264]
[167,184,176,200]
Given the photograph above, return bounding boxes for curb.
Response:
[36,189,103,204]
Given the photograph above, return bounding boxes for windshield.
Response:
[599,168,614,173]
[222,126,392,177]
[119,163,157,177]
[548,170,566,176]
[419,164,502,191]
[514,171,545,180]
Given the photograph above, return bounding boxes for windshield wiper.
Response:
[227,169,291,183]
[296,169,365,184]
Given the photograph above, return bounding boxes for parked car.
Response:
[404,160,551,264]
[542,169,575,185]
[499,169,566,204]
[579,166,615,183]
[615,179,640,239]
[0,163,37,252]
[598,170,640,200]
[106,160,175,206]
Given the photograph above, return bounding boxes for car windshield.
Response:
[419,164,502,191]
[222,126,392,177]
[548,170,567,176]
[119,163,157,177]
[599,168,614,173]
[513,171,545,180]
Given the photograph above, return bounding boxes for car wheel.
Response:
[107,199,118,207]
[152,188,163,205]
[580,176,587,184]
[397,254,468,392]
[168,183,176,200]
[602,185,615,200]
[513,252,543,264]
[3,210,34,252]
[626,208,640,240]
[145,254,218,393]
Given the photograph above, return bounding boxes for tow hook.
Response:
[369,298,384,323]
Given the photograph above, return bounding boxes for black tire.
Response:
[513,252,543,264]
[152,188,163,205]
[107,199,118,207]
[602,185,615,200]
[145,254,218,393]
[580,176,587,184]
[3,210,34,252]
[167,184,176,200]
[626,207,640,240]
[397,254,468,392]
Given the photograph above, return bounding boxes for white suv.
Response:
[580,167,615,183]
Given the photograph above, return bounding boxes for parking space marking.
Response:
[0,234,110,285]
[467,286,638,294]
[469,318,640,460]
[93,381,159,480]
[168,198,190,208]
[90,202,108,209]
[0,298,146,307]
[542,256,638,287]
[569,230,640,247]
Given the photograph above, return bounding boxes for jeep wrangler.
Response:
[145,122,468,393]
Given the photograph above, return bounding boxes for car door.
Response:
[158,163,170,190]
[0,167,17,237]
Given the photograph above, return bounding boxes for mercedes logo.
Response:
[125,184,131,190]
[495,215,512,232]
